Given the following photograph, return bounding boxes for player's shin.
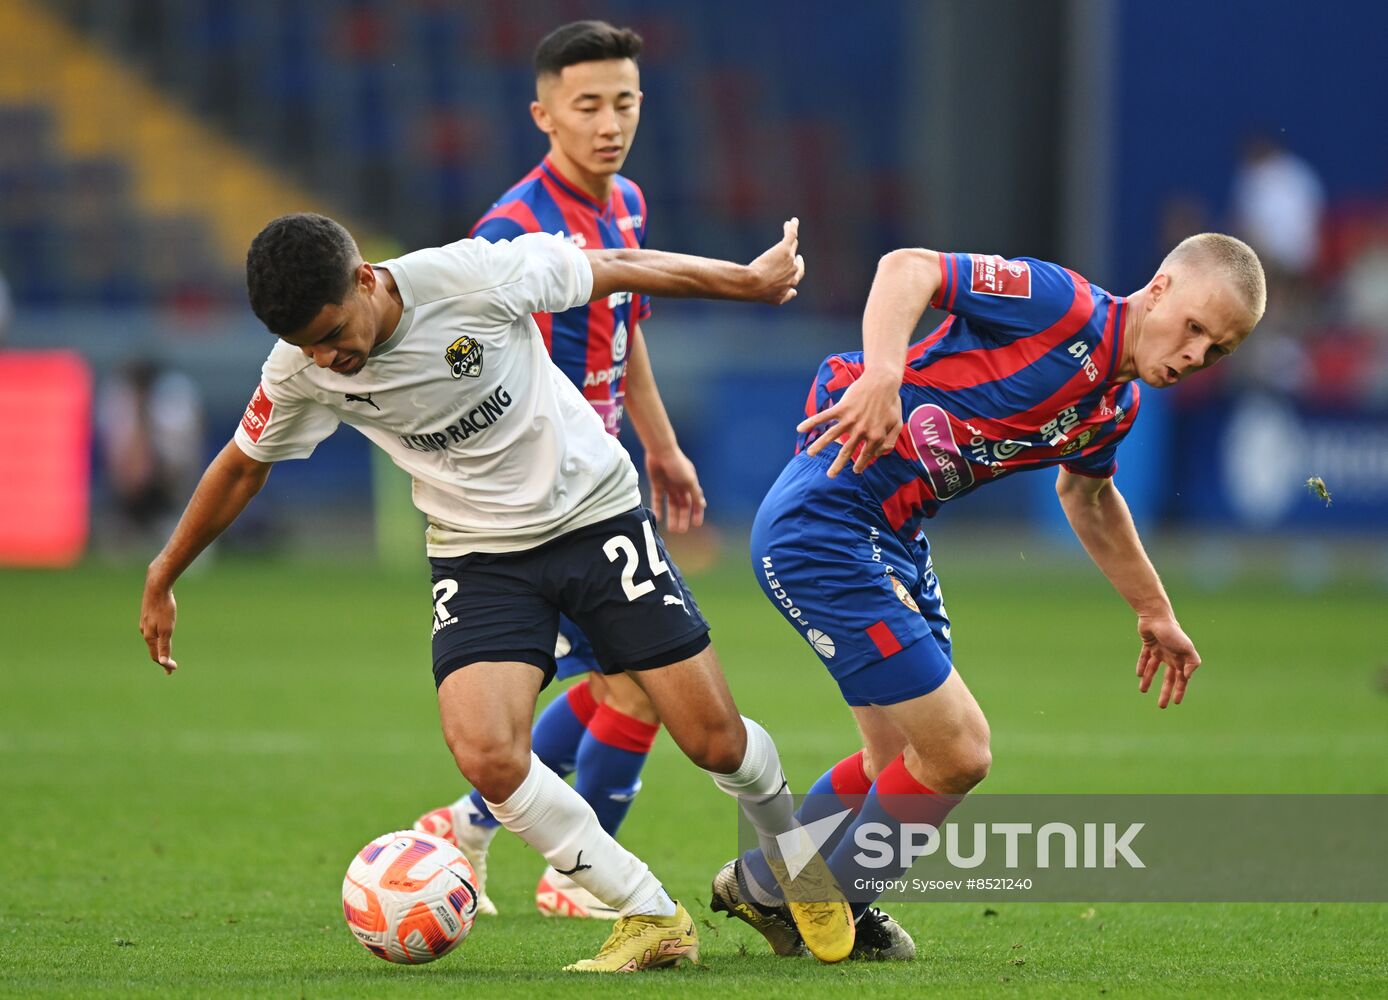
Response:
[824,754,963,917]
[704,716,797,861]
[743,750,873,906]
[707,717,856,962]
[484,752,675,917]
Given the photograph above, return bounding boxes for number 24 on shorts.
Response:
[604,519,669,602]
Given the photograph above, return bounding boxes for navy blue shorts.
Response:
[750,451,954,706]
[430,507,709,688]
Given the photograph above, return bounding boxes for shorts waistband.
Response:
[794,446,928,541]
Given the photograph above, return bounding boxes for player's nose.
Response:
[595,107,621,134]
[1181,333,1213,364]
[302,345,335,368]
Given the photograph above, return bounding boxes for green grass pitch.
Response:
[2,549,1385,997]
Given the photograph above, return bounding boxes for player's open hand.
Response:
[1135,615,1200,708]
[745,218,805,305]
[139,581,179,674]
[797,371,904,477]
[646,445,707,534]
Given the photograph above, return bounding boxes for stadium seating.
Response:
[6,0,907,311]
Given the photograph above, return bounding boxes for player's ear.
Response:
[530,99,553,136]
[355,262,376,295]
[1148,271,1170,303]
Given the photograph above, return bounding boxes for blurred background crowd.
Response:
[1,0,1384,575]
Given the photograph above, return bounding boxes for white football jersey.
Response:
[234,233,640,555]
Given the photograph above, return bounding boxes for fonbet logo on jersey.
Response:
[240,383,274,443]
[971,255,1032,298]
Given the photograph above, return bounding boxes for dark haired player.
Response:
[711,234,1266,960]
[414,20,699,922]
[138,212,859,970]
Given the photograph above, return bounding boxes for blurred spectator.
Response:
[1231,134,1325,280]
[1342,229,1388,332]
[95,360,205,548]
[1219,136,1328,399]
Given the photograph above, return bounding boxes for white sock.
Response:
[625,884,678,918]
[705,716,797,863]
[484,753,674,918]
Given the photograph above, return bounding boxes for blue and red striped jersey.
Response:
[801,253,1141,537]
[470,156,650,436]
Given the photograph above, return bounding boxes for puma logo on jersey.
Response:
[345,392,380,411]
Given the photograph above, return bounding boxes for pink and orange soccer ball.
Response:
[342,831,480,963]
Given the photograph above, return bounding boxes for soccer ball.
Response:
[342,830,480,964]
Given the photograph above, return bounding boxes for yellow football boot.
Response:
[562,901,699,973]
[765,854,855,963]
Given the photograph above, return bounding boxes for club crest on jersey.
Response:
[445,336,483,379]
[1060,429,1095,456]
[889,573,920,613]
[972,255,1032,298]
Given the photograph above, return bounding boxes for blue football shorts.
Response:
[749,450,954,706]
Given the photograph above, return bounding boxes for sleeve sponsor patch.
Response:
[971,255,1032,298]
[240,383,273,442]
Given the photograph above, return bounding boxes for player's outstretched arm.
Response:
[1055,467,1201,708]
[801,248,942,476]
[585,219,804,305]
[140,441,274,674]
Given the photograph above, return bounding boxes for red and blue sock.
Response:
[825,753,962,917]
[574,702,660,835]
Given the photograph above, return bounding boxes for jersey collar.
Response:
[540,155,612,215]
[370,263,415,357]
[1106,296,1128,383]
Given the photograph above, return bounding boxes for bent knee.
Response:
[952,741,991,790]
[446,734,531,802]
[683,717,747,774]
[946,724,992,790]
[908,731,991,794]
